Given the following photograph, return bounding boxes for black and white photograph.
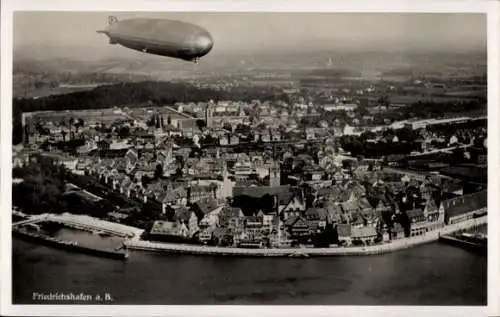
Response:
[1,1,499,316]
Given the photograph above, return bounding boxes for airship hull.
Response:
[98,18,213,62]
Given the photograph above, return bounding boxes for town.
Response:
[12,75,488,251]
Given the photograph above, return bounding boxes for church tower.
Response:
[221,159,233,198]
[269,160,281,187]
[205,100,214,128]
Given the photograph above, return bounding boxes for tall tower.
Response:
[269,160,281,187]
[221,159,233,198]
[205,100,214,128]
[22,113,31,145]
[205,104,209,124]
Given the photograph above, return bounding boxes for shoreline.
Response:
[124,215,487,257]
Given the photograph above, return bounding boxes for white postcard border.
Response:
[1,1,498,317]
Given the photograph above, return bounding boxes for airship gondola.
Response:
[97,16,213,63]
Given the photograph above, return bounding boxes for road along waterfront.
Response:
[123,215,487,257]
[13,212,487,258]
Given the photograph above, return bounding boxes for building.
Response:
[159,187,188,213]
[192,199,221,227]
[423,198,444,230]
[406,208,427,237]
[188,184,218,203]
[337,223,352,246]
[284,216,310,240]
[149,220,189,239]
[212,227,232,246]
[303,208,328,234]
[404,120,431,130]
[269,161,281,187]
[218,207,244,228]
[279,193,307,220]
[404,116,472,131]
[351,227,378,245]
[173,208,199,237]
[442,190,487,225]
[41,152,78,172]
[323,104,358,112]
[391,223,406,240]
[241,216,264,244]
[198,227,215,244]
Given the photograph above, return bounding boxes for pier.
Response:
[12,213,144,260]
[13,213,144,239]
[12,227,129,260]
[439,233,487,254]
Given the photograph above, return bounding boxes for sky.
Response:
[13,12,486,59]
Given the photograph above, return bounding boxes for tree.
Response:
[141,175,151,187]
[73,118,84,133]
[196,119,207,131]
[175,155,185,169]
[147,114,159,127]
[360,131,376,141]
[155,114,161,129]
[235,123,249,135]
[174,167,184,179]
[11,160,67,215]
[451,146,466,164]
[282,157,294,172]
[292,160,305,174]
[223,123,233,132]
[220,234,233,247]
[118,126,130,138]
[203,135,216,146]
[154,164,163,179]
[395,127,417,143]
[378,95,390,107]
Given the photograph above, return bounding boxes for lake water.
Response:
[12,238,486,305]
[52,228,123,250]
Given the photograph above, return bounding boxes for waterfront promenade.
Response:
[13,211,486,257]
[124,215,487,257]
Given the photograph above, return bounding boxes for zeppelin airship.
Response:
[97,16,214,63]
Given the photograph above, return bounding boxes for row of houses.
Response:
[87,162,230,215]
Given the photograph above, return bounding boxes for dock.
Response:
[439,234,487,254]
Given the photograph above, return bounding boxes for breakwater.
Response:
[124,215,487,257]
[12,228,129,260]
